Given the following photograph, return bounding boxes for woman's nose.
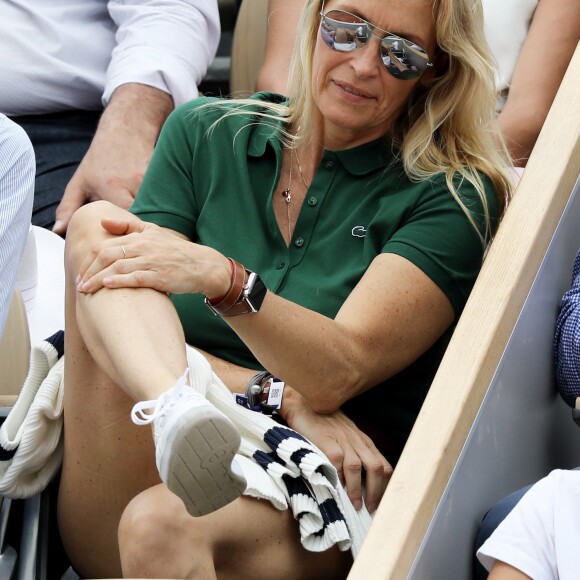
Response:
[350,37,381,78]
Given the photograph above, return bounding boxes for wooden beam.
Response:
[349,42,580,580]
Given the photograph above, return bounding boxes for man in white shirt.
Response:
[2,0,220,233]
[0,114,34,336]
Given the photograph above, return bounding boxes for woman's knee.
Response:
[119,486,214,578]
[65,201,114,264]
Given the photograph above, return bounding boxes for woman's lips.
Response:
[334,80,373,100]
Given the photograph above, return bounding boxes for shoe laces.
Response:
[131,369,192,432]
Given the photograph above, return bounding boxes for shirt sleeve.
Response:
[554,251,580,407]
[382,174,499,317]
[103,0,221,106]
[0,116,35,335]
[477,470,561,580]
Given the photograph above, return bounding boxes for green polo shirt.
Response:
[130,93,499,462]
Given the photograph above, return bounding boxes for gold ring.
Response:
[121,245,126,259]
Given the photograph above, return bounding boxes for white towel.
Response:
[0,331,64,497]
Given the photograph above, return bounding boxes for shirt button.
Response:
[276,261,286,269]
[325,160,335,169]
[307,196,318,206]
[294,237,304,247]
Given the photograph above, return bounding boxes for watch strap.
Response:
[204,258,247,316]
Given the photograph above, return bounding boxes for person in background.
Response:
[256,0,580,167]
[475,249,580,580]
[0,114,34,337]
[2,0,220,234]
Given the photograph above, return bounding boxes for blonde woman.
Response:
[257,0,580,167]
[58,0,512,577]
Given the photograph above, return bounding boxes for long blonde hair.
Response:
[208,0,513,244]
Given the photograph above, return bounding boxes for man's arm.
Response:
[0,116,34,334]
[52,0,220,234]
[53,84,173,234]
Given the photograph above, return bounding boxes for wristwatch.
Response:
[244,371,285,415]
[205,259,267,317]
[226,271,267,316]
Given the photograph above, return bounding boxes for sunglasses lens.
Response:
[321,10,370,52]
[320,10,431,80]
[380,36,430,80]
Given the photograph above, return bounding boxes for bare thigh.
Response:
[120,484,353,580]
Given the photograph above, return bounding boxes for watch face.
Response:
[244,273,267,312]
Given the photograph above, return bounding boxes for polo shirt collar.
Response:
[330,138,392,176]
[249,127,393,173]
[246,94,393,175]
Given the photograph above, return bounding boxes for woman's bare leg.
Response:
[119,486,352,580]
[57,201,190,578]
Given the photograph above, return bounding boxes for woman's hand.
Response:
[282,387,392,512]
[76,216,231,297]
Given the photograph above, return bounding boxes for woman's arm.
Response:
[255,0,305,94]
[227,252,454,413]
[77,221,454,414]
[497,0,580,166]
[488,562,532,580]
[189,349,392,511]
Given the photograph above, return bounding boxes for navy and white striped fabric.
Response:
[252,426,352,552]
[0,114,35,336]
[554,250,580,407]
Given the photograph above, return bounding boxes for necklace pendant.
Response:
[282,188,291,203]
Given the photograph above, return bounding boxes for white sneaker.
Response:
[131,370,247,516]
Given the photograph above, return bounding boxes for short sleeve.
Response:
[477,471,561,580]
[129,99,212,238]
[383,174,499,317]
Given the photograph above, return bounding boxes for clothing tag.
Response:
[266,380,285,409]
[235,393,249,408]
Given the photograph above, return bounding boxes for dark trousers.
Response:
[9,111,100,230]
[473,484,531,579]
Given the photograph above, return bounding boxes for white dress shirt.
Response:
[0,114,35,336]
[0,0,220,115]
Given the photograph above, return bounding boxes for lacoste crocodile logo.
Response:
[351,226,367,238]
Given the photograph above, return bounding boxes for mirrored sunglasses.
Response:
[319,7,433,81]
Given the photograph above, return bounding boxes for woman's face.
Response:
[311,0,437,150]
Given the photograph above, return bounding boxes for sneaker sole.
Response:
[157,404,247,517]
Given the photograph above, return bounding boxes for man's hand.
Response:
[53,84,173,235]
[281,387,393,512]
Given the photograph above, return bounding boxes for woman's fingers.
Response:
[360,448,392,512]
[100,216,145,236]
[342,447,364,510]
[77,238,136,291]
[339,432,392,512]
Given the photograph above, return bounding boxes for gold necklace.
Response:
[294,148,309,189]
